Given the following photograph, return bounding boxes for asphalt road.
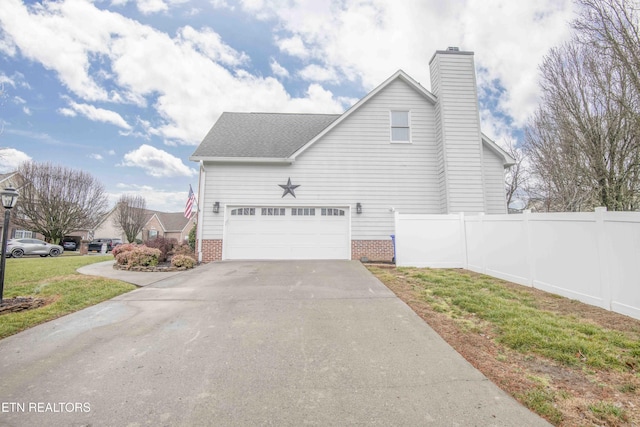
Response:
[0,260,550,426]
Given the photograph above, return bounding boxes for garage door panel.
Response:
[225,206,349,260]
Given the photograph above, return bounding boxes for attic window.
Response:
[390,111,410,142]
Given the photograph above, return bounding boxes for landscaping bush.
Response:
[188,225,196,251]
[115,245,161,268]
[171,254,195,269]
[171,242,196,260]
[112,243,137,258]
[144,237,177,262]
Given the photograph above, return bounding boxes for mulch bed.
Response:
[0,296,49,315]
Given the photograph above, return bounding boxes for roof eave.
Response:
[481,133,516,167]
[190,156,294,164]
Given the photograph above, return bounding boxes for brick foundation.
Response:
[198,239,394,263]
[351,240,394,263]
[198,239,223,262]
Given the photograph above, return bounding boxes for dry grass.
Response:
[368,266,640,427]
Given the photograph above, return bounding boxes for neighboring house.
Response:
[141,212,195,242]
[190,48,515,262]
[90,205,194,243]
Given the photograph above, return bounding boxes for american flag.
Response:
[184,185,197,218]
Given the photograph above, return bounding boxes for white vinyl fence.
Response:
[394,208,640,320]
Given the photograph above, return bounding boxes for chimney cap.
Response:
[447,46,460,51]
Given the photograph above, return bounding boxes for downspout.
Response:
[196,161,205,263]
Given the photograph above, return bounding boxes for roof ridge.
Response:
[222,111,341,116]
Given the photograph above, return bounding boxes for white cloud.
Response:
[89,153,103,160]
[210,0,234,10]
[179,26,248,66]
[269,58,289,78]
[0,147,31,172]
[0,73,15,87]
[4,129,86,148]
[298,64,338,83]
[275,35,310,59]
[120,144,196,177]
[22,106,31,115]
[0,0,577,148]
[62,99,131,130]
[286,83,345,113]
[0,0,348,146]
[241,0,575,130]
[137,0,168,14]
[58,107,77,117]
[109,183,191,211]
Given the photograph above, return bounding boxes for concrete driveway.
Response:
[0,261,549,426]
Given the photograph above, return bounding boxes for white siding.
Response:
[429,52,485,213]
[200,78,442,241]
[482,144,508,214]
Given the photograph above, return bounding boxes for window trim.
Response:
[390,110,411,143]
[230,207,256,216]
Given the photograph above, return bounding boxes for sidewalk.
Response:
[76,260,188,287]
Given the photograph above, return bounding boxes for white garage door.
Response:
[224,206,350,260]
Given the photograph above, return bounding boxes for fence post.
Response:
[459,212,467,269]
[524,209,535,287]
[594,207,611,310]
[478,213,486,274]
[394,210,399,265]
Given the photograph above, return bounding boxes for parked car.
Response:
[6,238,63,258]
[62,240,77,251]
[88,238,122,252]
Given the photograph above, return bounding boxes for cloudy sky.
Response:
[0,0,575,211]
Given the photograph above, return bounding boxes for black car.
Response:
[88,238,122,252]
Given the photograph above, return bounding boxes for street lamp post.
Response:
[0,187,19,304]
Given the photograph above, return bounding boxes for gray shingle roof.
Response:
[191,112,341,159]
[156,212,191,232]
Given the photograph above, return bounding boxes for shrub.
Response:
[115,246,161,268]
[144,237,177,262]
[112,243,137,258]
[171,243,196,260]
[171,254,195,269]
[188,225,196,251]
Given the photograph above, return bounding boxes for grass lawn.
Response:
[0,255,136,339]
[369,266,640,427]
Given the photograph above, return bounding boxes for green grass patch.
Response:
[398,268,640,372]
[1,256,136,339]
[588,401,628,423]
[516,387,564,425]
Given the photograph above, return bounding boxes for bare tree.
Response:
[573,0,640,98]
[501,139,530,210]
[113,194,147,243]
[525,106,597,211]
[15,161,108,243]
[524,17,640,212]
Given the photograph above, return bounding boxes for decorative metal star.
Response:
[279,177,300,198]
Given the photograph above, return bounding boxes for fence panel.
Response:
[479,215,530,285]
[603,213,640,319]
[395,209,640,320]
[394,213,464,268]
